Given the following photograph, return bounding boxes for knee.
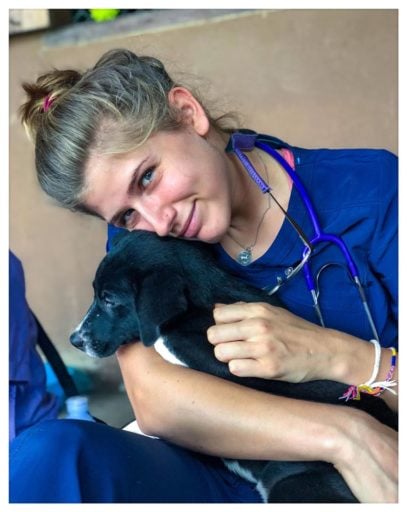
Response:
[11,419,94,458]
[10,419,99,503]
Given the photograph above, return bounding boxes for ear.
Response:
[135,271,189,346]
[168,86,210,136]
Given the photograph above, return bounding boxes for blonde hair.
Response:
[19,48,238,212]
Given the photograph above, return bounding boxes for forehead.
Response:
[84,146,144,188]
[95,256,134,290]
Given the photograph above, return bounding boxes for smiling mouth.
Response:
[178,202,197,238]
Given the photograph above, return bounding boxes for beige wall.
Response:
[9,9,397,375]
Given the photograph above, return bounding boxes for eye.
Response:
[139,167,155,189]
[101,292,116,307]
[122,209,135,227]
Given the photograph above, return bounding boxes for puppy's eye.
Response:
[101,292,116,307]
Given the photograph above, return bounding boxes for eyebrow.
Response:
[108,156,149,225]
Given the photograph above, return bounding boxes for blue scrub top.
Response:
[107,141,398,349]
[9,251,59,441]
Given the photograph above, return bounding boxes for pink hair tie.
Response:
[42,94,54,112]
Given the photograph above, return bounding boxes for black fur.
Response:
[71,230,397,503]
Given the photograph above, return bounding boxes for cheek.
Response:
[201,210,231,243]
[158,169,197,202]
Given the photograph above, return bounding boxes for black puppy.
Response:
[71,230,396,503]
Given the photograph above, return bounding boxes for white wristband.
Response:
[364,339,381,386]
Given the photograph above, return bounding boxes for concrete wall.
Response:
[9,9,397,378]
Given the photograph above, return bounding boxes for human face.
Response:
[83,128,236,243]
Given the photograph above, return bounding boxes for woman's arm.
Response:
[208,302,398,411]
[117,342,397,503]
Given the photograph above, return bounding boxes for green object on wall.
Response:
[89,9,120,23]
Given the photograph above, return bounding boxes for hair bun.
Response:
[19,69,82,141]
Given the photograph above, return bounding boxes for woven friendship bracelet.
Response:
[367,347,398,395]
[339,342,397,401]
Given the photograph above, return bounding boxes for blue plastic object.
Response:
[65,395,96,421]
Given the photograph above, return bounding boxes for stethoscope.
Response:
[227,130,379,340]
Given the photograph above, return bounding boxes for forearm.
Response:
[117,343,350,462]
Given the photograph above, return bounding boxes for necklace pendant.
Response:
[237,248,252,266]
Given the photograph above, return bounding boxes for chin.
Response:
[193,229,224,244]
[185,218,228,244]
[205,235,224,244]
[207,226,230,244]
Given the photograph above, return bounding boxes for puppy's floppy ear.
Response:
[135,271,189,346]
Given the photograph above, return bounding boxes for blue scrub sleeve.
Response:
[9,251,59,441]
[106,224,126,252]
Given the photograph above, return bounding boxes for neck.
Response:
[222,146,292,262]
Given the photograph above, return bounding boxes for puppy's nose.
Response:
[70,330,84,349]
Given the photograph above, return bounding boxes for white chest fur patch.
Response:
[154,336,188,367]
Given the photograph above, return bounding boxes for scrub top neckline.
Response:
[214,151,313,272]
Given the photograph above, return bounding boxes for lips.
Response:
[178,202,199,238]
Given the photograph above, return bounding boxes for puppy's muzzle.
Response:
[70,330,86,351]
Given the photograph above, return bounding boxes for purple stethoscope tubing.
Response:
[230,132,379,339]
[255,141,359,275]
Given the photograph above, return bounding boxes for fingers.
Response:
[212,302,248,324]
[208,302,280,380]
[207,317,272,347]
[208,322,249,345]
[208,303,249,345]
[213,340,263,362]
[213,302,272,324]
[211,337,266,378]
[208,303,273,344]
[228,358,260,377]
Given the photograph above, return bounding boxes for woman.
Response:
[11,49,398,503]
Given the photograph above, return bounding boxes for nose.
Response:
[70,330,84,350]
[138,201,177,237]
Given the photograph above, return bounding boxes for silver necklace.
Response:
[228,154,271,266]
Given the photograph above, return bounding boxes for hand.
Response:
[207,302,363,383]
[332,410,398,503]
